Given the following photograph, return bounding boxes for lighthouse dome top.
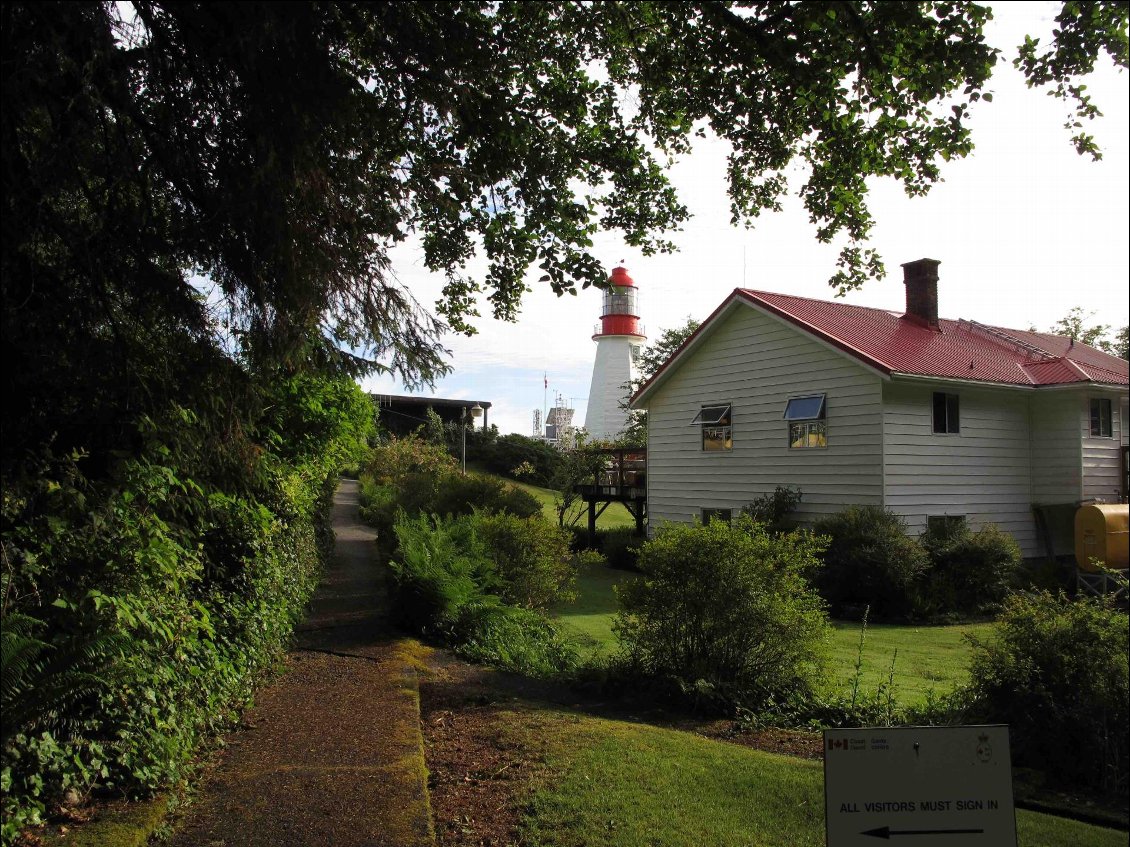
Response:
[609,266,636,287]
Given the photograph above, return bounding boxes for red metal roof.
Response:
[631,288,1128,405]
[738,289,1128,387]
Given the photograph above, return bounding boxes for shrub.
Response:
[813,506,929,621]
[451,600,578,677]
[358,438,543,562]
[395,471,446,515]
[566,524,592,552]
[427,472,494,517]
[598,527,642,571]
[357,479,400,560]
[615,516,830,712]
[361,434,541,523]
[489,483,544,519]
[741,485,803,534]
[574,549,607,570]
[919,523,1021,617]
[469,432,563,486]
[567,527,643,569]
[510,460,536,478]
[1,376,366,840]
[387,512,492,632]
[364,436,457,488]
[476,512,575,609]
[385,512,578,676]
[432,473,541,519]
[960,592,1128,795]
[0,613,123,750]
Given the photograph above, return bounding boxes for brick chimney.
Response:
[902,258,941,329]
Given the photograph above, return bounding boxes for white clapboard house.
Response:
[629,259,1129,557]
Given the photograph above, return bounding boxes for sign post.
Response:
[824,726,1016,846]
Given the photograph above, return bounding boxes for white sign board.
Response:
[824,726,1016,847]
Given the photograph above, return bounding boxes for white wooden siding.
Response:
[882,382,1037,556]
[1081,393,1126,502]
[642,298,1128,554]
[1029,392,1082,505]
[644,304,884,529]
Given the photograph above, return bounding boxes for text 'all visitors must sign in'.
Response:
[823,725,1016,846]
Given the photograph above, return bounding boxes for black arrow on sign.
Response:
[862,826,986,839]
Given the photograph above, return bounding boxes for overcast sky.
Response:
[360,2,1130,436]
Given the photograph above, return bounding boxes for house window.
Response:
[932,392,960,434]
[1090,398,1113,437]
[691,404,732,451]
[926,515,966,539]
[784,394,826,448]
[702,508,732,526]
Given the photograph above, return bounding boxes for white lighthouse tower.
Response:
[583,265,646,441]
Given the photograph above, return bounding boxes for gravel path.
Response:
[167,479,434,847]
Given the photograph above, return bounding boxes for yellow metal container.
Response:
[1074,504,1130,572]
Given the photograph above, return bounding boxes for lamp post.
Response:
[462,404,484,475]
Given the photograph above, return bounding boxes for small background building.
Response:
[544,395,578,449]
[371,394,491,437]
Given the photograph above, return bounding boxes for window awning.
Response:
[690,404,731,425]
[783,395,825,420]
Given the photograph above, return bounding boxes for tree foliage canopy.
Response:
[1043,307,1130,359]
[2,5,1126,828]
[619,316,701,443]
[3,1,1127,470]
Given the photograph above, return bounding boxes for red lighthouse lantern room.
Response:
[595,266,643,339]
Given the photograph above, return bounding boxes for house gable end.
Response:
[643,301,886,529]
[631,290,891,409]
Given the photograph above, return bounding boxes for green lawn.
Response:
[553,564,993,704]
[505,477,638,530]
[829,618,994,704]
[511,708,1124,847]
[555,563,636,659]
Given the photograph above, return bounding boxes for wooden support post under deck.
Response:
[588,499,597,547]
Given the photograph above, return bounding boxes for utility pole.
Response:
[461,406,468,475]
[462,404,484,474]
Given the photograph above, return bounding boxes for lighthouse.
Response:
[583,265,646,441]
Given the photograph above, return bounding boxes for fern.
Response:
[1,612,123,748]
